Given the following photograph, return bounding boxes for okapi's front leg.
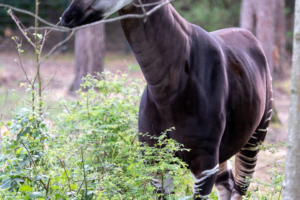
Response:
[190,156,219,199]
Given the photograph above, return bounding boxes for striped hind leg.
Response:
[231,127,269,200]
[215,161,234,200]
[231,100,272,200]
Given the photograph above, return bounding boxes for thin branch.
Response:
[40,30,75,63]
[14,93,32,104]
[14,40,32,85]
[41,72,57,91]
[0,88,9,120]
[77,148,102,194]
[38,30,47,61]
[21,142,37,169]
[56,156,72,193]
[8,10,35,48]
[21,142,47,190]
[138,0,148,22]
[46,178,51,196]
[133,0,169,7]
[81,148,88,198]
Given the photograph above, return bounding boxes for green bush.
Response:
[0,72,194,200]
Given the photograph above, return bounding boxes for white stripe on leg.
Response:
[192,164,219,195]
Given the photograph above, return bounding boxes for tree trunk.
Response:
[282,0,300,198]
[274,0,286,78]
[71,24,105,92]
[240,0,275,75]
[240,0,256,34]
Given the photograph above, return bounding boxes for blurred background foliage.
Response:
[173,0,241,32]
[0,0,294,52]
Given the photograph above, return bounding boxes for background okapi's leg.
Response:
[231,131,261,200]
[151,172,174,199]
[190,156,219,199]
[231,87,273,200]
[231,128,270,200]
[215,160,234,200]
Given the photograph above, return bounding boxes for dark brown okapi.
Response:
[61,0,273,199]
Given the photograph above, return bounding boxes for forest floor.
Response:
[0,50,291,190]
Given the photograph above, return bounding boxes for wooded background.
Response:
[0,0,294,52]
[0,0,295,90]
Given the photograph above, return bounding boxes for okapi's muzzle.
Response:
[61,2,104,27]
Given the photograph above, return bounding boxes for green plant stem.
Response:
[56,156,72,193]
[81,148,88,198]
[21,142,47,191]
[35,0,42,116]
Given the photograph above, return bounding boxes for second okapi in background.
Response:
[62,0,273,199]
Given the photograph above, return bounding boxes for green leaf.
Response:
[87,191,95,195]
[29,192,44,199]
[19,184,33,192]
[1,179,13,189]
[16,147,23,154]
[70,184,77,190]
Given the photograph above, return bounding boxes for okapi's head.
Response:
[61,0,132,27]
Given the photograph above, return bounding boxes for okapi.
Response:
[62,0,273,199]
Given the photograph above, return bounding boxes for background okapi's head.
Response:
[61,0,133,27]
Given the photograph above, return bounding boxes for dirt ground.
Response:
[0,47,291,191]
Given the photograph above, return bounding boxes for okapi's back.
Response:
[211,28,268,76]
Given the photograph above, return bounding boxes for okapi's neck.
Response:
[119,0,191,87]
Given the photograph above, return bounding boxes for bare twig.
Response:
[34,0,43,116]
[46,178,51,196]
[133,0,169,7]
[77,148,102,194]
[8,10,35,48]
[21,142,37,169]
[56,156,72,193]
[40,30,75,63]
[38,30,47,60]
[138,0,148,22]
[21,142,47,190]
[13,40,32,85]
[0,88,9,120]
[41,72,57,91]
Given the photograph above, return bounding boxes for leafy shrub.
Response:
[0,72,193,200]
